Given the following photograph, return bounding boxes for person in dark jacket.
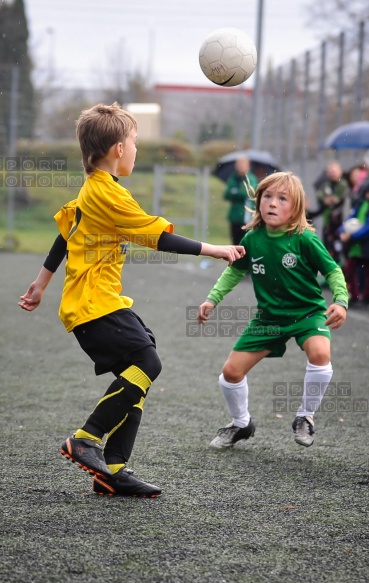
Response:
[314,162,349,263]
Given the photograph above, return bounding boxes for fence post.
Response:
[354,21,365,122]
[201,166,210,242]
[336,31,345,129]
[286,59,296,166]
[317,41,327,168]
[300,51,310,183]
[6,65,19,251]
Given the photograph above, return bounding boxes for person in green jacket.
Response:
[223,157,258,244]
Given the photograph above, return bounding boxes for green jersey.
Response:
[207,226,348,323]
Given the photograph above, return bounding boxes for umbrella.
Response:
[322,121,369,150]
[213,149,282,182]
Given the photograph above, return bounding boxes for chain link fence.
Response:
[256,21,369,191]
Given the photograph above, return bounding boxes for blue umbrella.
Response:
[322,121,369,150]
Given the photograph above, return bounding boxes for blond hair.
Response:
[76,102,137,174]
[245,171,315,234]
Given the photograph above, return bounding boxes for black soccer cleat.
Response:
[60,434,112,479]
[92,467,161,498]
[209,419,256,448]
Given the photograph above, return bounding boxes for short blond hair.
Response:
[76,102,137,174]
[246,171,314,234]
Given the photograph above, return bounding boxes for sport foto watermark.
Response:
[272,381,368,413]
[0,156,83,188]
[83,234,178,265]
[185,305,267,337]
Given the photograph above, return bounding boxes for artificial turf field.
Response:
[1,252,368,583]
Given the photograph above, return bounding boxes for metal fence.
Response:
[255,20,369,190]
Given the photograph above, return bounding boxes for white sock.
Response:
[219,373,250,427]
[297,361,333,419]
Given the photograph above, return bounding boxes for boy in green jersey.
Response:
[198,172,348,448]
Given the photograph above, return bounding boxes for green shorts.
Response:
[233,312,331,357]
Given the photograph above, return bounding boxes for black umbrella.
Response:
[213,149,282,182]
[322,121,369,150]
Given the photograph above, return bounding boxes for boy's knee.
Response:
[303,336,331,366]
[307,352,331,366]
[148,351,162,381]
[133,346,162,382]
[222,363,244,384]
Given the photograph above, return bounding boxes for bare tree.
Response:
[304,0,369,38]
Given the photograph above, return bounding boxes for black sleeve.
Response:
[157,231,202,255]
[43,234,67,272]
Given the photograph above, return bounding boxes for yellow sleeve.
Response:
[54,199,78,240]
[113,189,173,249]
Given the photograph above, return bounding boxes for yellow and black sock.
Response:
[74,429,102,443]
[107,463,125,475]
[81,365,151,443]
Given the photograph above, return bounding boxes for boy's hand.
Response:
[201,243,245,266]
[18,267,54,312]
[324,303,347,329]
[197,301,216,324]
[18,282,45,311]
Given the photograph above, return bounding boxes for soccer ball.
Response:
[199,27,257,87]
[343,217,363,234]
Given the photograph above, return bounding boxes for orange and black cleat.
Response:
[93,467,161,498]
[60,434,112,479]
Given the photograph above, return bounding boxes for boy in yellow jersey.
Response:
[19,103,245,498]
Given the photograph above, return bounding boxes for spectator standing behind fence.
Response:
[346,165,368,209]
[223,158,258,245]
[339,182,369,306]
[315,161,349,263]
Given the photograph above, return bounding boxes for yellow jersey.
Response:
[54,169,173,332]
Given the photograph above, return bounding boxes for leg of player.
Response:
[293,335,333,447]
[93,346,162,498]
[61,346,162,497]
[60,312,163,497]
[209,349,268,448]
[60,370,149,481]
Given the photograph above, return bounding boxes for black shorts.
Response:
[73,309,156,376]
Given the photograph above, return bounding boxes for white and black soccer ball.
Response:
[199,27,257,87]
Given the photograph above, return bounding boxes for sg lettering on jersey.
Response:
[252,263,265,274]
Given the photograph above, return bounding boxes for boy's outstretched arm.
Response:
[157,232,245,266]
[199,242,245,266]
